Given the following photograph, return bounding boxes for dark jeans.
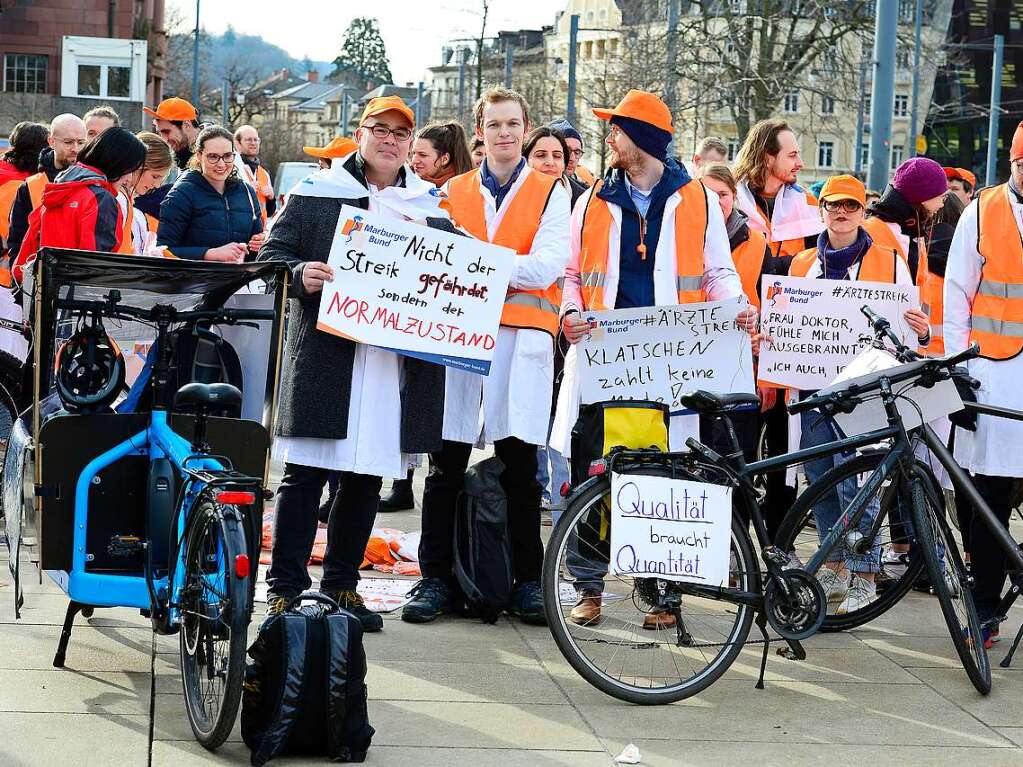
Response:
[267,462,382,597]
[419,437,543,584]
[968,473,1016,623]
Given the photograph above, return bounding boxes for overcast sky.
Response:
[166,1,564,84]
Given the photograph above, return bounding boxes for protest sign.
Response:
[577,299,755,414]
[758,275,919,390]
[609,472,732,586]
[316,205,515,374]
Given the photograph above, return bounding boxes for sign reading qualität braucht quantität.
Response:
[757,275,919,390]
[316,205,515,374]
[609,473,732,587]
[577,299,755,414]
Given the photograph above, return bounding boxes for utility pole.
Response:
[221,80,228,126]
[908,0,923,157]
[191,0,200,106]
[867,0,898,192]
[665,0,679,156]
[854,56,868,175]
[986,34,1005,186]
[415,81,425,126]
[567,14,579,124]
[504,40,514,88]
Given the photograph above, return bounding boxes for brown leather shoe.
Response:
[642,608,677,630]
[569,589,603,625]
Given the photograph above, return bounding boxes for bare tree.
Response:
[475,0,490,100]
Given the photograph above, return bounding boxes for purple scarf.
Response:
[816,227,873,280]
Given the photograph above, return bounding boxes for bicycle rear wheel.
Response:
[542,466,759,705]
[775,452,924,632]
[909,475,991,694]
[179,496,253,748]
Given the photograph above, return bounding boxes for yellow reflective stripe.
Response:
[973,315,1023,337]
[505,292,559,314]
[978,279,1023,299]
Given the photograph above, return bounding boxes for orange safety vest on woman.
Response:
[0,180,22,244]
[970,184,1023,360]
[445,167,561,335]
[117,195,136,254]
[25,172,46,210]
[576,179,708,310]
[732,228,767,309]
[789,239,901,282]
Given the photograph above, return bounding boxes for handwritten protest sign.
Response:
[577,299,755,414]
[316,205,515,374]
[758,275,919,390]
[609,473,732,586]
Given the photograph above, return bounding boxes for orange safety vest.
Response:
[117,196,135,254]
[445,167,561,335]
[26,172,46,210]
[732,228,767,309]
[971,184,1023,360]
[241,162,273,223]
[576,179,708,310]
[0,179,21,243]
[575,165,596,187]
[789,240,901,282]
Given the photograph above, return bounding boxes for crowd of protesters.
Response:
[1,85,1019,651]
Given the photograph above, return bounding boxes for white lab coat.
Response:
[945,186,1023,477]
[441,165,571,447]
[549,182,745,457]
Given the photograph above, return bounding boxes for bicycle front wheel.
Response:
[542,467,759,705]
[775,452,925,632]
[910,476,991,694]
[179,496,253,748]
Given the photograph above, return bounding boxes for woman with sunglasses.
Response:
[787,174,929,615]
[157,125,263,262]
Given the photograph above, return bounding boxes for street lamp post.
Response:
[191,0,200,107]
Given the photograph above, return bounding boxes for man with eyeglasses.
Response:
[258,96,455,632]
[550,118,595,187]
[233,125,275,222]
[5,113,86,269]
[945,120,1023,651]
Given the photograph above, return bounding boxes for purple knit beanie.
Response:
[891,157,947,204]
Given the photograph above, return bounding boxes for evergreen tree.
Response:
[330,17,393,86]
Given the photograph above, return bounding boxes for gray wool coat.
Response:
[258,156,449,454]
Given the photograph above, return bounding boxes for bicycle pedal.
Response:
[107,535,145,558]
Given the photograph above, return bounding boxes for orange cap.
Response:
[359,96,414,128]
[819,174,866,207]
[944,166,977,188]
[304,136,358,159]
[593,90,673,135]
[1012,121,1023,162]
[143,97,198,121]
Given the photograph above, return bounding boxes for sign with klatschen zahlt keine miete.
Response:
[757,275,919,391]
[609,473,732,587]
[576,299,755,415]
[316,205,515,374]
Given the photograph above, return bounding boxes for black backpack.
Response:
[453,456,514,623]
[242,592,374,766]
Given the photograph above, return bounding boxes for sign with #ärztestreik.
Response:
[757,275,919,391]
[576,299,755,414]
[609,472,733,587]
[316,205,515,374]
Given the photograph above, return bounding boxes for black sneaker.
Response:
[508,581,547,626]
[378,478,414,512]
[401,577,457,623]
[324,589,384,633]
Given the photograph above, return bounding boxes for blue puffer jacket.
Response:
[157,169,262,260]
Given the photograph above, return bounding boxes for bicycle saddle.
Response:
[174,381,242,413]
[679,390,760,414]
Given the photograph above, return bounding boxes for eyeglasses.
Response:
[569,148,585,158]
[822,199,863,213]
[203,152,235,165]
[57,138,87,149]
[362,123,412,142]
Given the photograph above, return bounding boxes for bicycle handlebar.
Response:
[56,292,275,326]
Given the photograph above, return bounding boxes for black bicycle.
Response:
[543,307,1015,703]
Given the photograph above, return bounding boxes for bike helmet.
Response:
[54,319,125,412]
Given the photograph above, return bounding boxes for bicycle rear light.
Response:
[234,554,250,578]
[216,490,256,506]
[587,460,607,477]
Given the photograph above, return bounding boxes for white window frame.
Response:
[821,95,835,115]
[894,94,909,117]
[818,141,834,168]
[60,36,147,101]
[860,143,870,167]
[784,90,799,113]
[891,144,905,169]
[3,53,48,93]
[727,139,740,161]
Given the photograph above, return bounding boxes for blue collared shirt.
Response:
[480,157,526,210]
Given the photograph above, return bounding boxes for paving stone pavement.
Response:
[3,472,1023,767]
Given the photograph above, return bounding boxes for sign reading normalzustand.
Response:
[758,275,919,390]
[316,205,515,374]
[577,299,755,414]
[609,472,732,586]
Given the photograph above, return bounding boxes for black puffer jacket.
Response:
[867,185,925,280]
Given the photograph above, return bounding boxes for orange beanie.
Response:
[1012,120,1023,162]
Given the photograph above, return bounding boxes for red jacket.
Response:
[15,163,123,281]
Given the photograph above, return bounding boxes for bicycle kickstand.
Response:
[53,601,93,668]
[1001,622,1023,668]
[754,612,770,690]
